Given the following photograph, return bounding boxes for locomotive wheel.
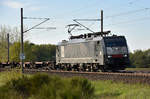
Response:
[100,66,106,72]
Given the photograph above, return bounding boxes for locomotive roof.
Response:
[58,35,125,45]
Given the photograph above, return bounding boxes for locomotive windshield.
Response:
[104,36,127,47]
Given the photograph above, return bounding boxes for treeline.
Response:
[0,40,56,62]
[0,25,56,62]
[10,41,56,62]
[130,49,150,68]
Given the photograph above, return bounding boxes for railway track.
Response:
[1,68,150,85]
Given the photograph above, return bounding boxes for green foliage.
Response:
[70,77,95,99]
[32,44,56,61]
[0,70,22,87]
[0,25,55,62]
[24,41,36,62]
[9,41,56,62]
[9,41,36,62]
[0,25,10,62]
[10,42,21,62]
[0,73,95,99]
[130,49,150,68]
[0,25,20,62]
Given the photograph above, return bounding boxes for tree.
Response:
[32,44,56,61]
[24,41,37,62]
[0,25,20,62]
[130,49,150,68]
[10,41,37,62]
[9,42,21,62]
[0,25,56,62]
[10,41,56,62]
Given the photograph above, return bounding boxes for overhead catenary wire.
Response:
[56,8,150,32]
[21,1,149,33]
[73,19,100,21]
[42,0,142,24]
[102,7,150,27]
[54,0,101,18]
[39,0,147,32]
[104,16,150,26]
[23,18,50,33]
[105,8,150,19]
[68,7,150,33]
[128,0,140,5]
[23,17,50,20]
[88,21,97,28]
[73,20,95,33]
[34,27,56,29]
[54,0,142,21]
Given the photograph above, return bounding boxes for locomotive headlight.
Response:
[108,56,112,58]
[124,54,128,57]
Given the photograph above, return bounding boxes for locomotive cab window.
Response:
[104,37,127,47]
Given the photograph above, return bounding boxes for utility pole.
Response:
[7,33,9,62]
[101,10,103,33]
[21,8,24,73]
[20,8,52,73]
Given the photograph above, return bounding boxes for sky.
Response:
[0,0,150,51]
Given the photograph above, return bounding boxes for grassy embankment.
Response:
[0,70,150,99]
[126,68,150,71]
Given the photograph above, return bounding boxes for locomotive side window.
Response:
[61,46,65,57]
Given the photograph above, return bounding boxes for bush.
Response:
[0,73,95,99]
[70,77,95,99]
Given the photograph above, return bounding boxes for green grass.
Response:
[0,69,22,87]
[0,71,150,99]
[126,68,150,71]
[93,80,150,99]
